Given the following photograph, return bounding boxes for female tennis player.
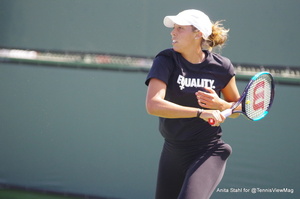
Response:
[145,9,240,199]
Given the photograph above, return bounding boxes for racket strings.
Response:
[244,75,273,120]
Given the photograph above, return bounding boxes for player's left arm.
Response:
[221,76,241,118]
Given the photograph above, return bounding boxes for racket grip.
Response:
[208,109,233,125]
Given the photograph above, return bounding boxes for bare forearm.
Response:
[146,99,198,119]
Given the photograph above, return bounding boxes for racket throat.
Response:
[221,109,233,117]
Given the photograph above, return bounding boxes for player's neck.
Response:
[181,49,205,64]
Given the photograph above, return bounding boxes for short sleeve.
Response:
[145,54,174,86]
[224,60,236,86]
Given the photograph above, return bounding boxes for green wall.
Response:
[1,62,299,199]
[0,63,162,198]
[1,0,299,66]
[0,0,299,198]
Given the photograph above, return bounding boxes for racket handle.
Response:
[208,109,233,125]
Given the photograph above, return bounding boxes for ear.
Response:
[195,31,203,39]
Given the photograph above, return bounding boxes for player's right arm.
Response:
[146,78,224,125]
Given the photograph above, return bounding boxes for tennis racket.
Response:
[208,71,275,125]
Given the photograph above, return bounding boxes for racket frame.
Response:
[208,71,275,124]
[237,71,275,121]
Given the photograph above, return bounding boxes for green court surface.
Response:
[0,189,88,199]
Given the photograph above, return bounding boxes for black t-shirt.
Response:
[145,48,235,142]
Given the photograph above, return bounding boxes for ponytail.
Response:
[202,20,229,51]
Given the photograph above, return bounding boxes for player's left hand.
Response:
[195,88,225,110]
